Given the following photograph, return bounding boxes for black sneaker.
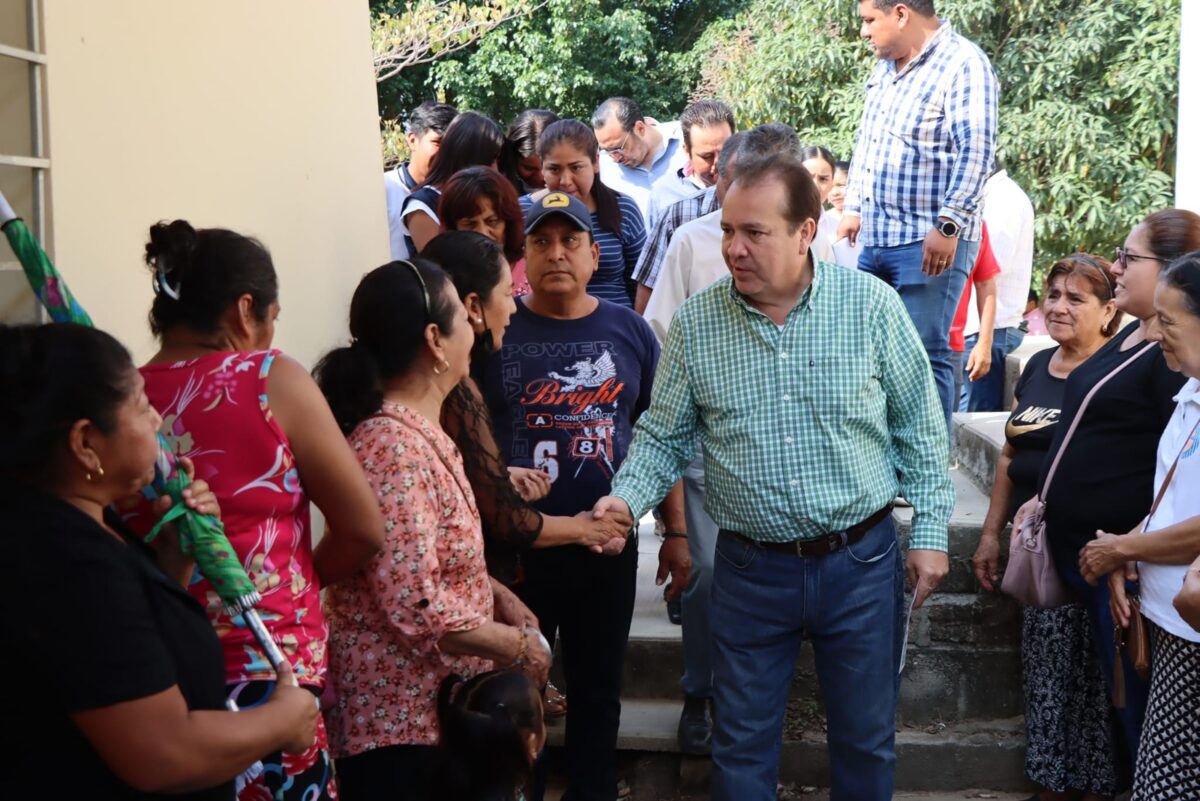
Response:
[677,695,712,755]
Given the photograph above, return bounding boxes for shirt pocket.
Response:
[801,355,880,422]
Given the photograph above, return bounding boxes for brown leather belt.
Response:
[720,504,895,558]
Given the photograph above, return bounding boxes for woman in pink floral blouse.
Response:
[315,259,551,801]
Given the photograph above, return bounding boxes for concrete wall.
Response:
[37,0,389,367]
[1179,0,1197,212]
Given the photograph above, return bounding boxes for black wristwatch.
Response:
[935,218,961,238]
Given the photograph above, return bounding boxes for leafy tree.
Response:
[686,0,1179,282]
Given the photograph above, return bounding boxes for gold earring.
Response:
[433,358,450,375]
[86,464,105,482]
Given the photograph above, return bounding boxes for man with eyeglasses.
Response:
[592,96,690,228]
[481,191,690,801]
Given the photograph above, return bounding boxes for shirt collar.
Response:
[701,185,720,214]
[888,20,953,79]
[725,255,825,325]
[1174,377,1200,406]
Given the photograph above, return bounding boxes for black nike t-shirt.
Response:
[1005,347,1065,521]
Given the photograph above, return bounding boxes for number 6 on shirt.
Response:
[533,440,559,483]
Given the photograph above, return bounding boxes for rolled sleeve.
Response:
[939,57,998,237]
[873,291,954,551]
[611,311,700,518]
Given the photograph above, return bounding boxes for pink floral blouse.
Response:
[324,401,494,756]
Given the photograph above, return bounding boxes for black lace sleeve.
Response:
[442,378,544,582]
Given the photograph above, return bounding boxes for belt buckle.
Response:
[830,530,849,553]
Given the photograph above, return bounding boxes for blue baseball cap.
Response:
[523,191,593,235]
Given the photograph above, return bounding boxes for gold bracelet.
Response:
[508,626,528,669]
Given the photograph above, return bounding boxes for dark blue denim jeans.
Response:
[859,240,977,430]
[709,518,904,801]
[961,326,1026,412]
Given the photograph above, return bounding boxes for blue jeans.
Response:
[681,449,719,699]
[961,327,1026,412]
[710,518,904,801]
[1058,562,1148,773]
[859,240,977,430]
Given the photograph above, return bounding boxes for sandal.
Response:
[543,682,567,719]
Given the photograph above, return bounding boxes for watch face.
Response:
[940,220,959,237]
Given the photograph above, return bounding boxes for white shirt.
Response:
[819,211,860,268]
[1140,377,1200,643]
[643,209,837,345]
[647,167,705,231]
[384,164,416,259]
[599,119,689,227]
[966,170,1035,335]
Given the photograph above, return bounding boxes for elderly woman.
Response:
[314,260,551,801]
[972,255,1122,801]
[1079,254,1200,800]
[1,323,317,801]
[1014,210,1200,774]
[133,220,386,801]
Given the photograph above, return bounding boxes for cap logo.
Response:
[543,192,571,208]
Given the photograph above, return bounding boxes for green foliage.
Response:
[687,0,1180,284]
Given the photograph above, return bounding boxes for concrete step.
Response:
[545,699,1031,795]
[952,412,1009,494]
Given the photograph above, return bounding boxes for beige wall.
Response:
[39,0,389,367]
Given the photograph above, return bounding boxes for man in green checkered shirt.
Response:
[594,154,954,800]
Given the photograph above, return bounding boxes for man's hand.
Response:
[965,338,992,382]
[906,549,948,609]
[492,579,538,629]
[837,214,862,248]
[921,225,958,277]
[1080,530,1129,585]
[592,495,633,525]
[1109,562,1139,628]
[658,537,691,601]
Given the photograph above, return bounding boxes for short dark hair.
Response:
[406,101,458,137]
[680,99,735,151]
[144,220,278,338]
[799,145,837,173]
[835,160,851,173]
[313,259,458,435]
[872,0,937,15]
[1045,254,1123,337]
[1162,252,1200,318]
[500,108,559,192]
[731,154,822,234]
[739,123,802,162]
[591,97,643,132]
[422,111,506,189]
[437,166,525,263]
[716,131,748,176]
[0,323,136,483]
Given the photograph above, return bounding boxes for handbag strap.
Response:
[1145,414,1200,530]
[1039,340,1158,501]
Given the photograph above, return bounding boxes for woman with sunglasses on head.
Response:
[1011,210,1200,780]
[972,255,1123,801]
[314,260,552,801]
[520,119,646,308]
[131,220,386,801]
[1077,253,1200,800]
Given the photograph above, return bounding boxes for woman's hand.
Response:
[1080,530,1129,585]
[1174,557,1200,632]
[1108,563,1139,628]
[149,458,220,585]
[520,626,551,687]
[572,510,630,551]
[264,662,318,754]
[508,466,551,503]
[972,532,1002,593]
[492,580,538,630]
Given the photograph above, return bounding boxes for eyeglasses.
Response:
[1114,247,1170,272]
[599,130,632,157]
[397,259,430,322]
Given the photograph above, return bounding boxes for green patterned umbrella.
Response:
[1,200,285,669]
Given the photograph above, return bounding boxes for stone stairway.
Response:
[544,414,1028,798]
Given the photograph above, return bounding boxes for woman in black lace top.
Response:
[422,232,624,585]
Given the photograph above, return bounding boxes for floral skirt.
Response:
[1132,623,1200,800]
[229,680,338,801]
[1021,604,1120,795]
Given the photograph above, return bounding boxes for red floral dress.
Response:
[324,401,494,757]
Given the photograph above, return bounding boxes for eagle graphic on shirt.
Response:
[547,351,617,391]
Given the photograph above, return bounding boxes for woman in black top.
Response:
[0,323,317,801]
[972,255,1122,800]
[1013,210,1200,775]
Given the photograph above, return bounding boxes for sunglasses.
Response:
[397,259,430,322]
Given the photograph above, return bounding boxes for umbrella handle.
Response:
[243,608,289,672]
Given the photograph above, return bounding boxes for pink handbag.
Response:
[1001,341,1157,608]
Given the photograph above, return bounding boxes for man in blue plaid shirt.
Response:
[839,0,998,427]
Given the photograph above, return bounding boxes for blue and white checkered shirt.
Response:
[632,186,719,288]
[844,22,998,247]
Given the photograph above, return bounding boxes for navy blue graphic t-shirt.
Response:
[483,298,660,518]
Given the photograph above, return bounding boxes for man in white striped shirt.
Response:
[839,0,998,428]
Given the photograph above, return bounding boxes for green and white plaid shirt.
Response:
[611,260,954,551]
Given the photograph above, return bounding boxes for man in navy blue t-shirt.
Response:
[483,191,689,801]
